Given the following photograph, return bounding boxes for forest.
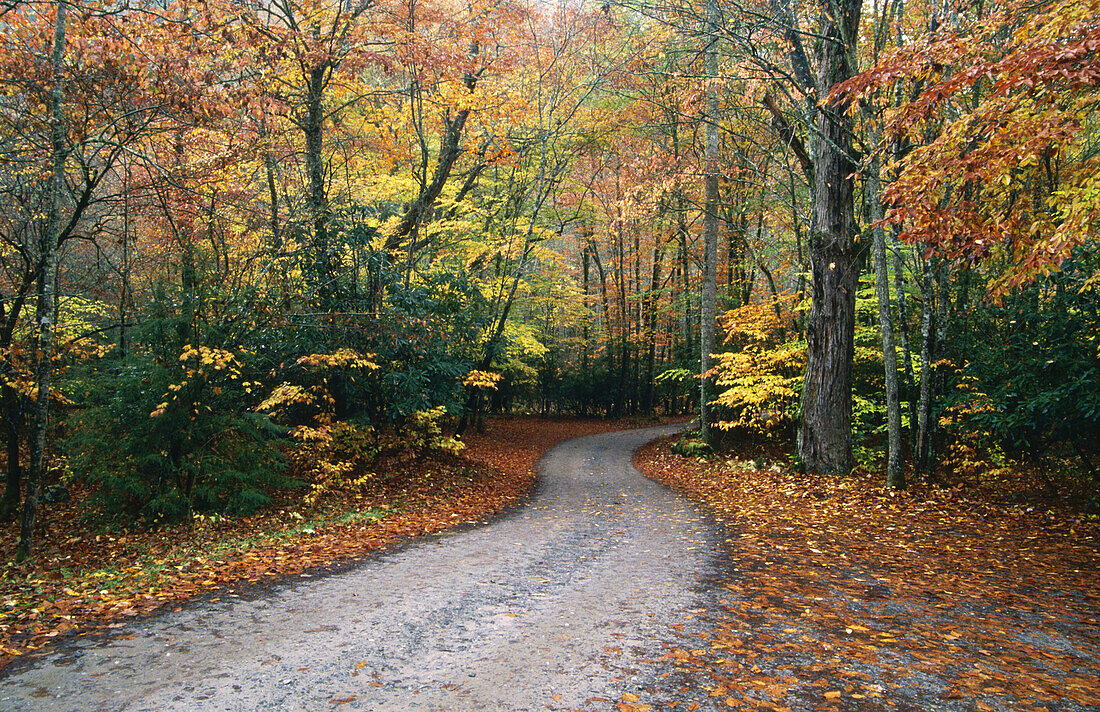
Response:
[0,0,1097,565]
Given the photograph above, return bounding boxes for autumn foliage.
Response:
[0,0,1096,693]
[634,438,1100,711]
[842,0,1100,297]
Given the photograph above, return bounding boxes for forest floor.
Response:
[631,435,1100,712]
[0,416,673,670]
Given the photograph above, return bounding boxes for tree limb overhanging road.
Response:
[0,424,720,711]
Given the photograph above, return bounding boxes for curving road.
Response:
[0,424,722,711]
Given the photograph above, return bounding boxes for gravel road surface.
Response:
[0,423,723,711]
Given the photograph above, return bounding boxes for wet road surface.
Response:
[0,424,722,711]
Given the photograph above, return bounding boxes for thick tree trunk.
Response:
[797,0,861,477]
[18,0,67,560]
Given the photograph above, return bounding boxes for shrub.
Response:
[66,349,288,523]
[711,294,805,437]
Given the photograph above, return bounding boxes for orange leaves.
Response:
[842,0,1100,298]
[256,384,313,414]
[634,436,1100,711]
[718,294,799,351]
[617,692,652,712]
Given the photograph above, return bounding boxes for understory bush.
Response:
[66,350,289,523]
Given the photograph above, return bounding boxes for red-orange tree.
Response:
[843,0,1100,297]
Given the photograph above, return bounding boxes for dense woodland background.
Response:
[0,0,1097,556]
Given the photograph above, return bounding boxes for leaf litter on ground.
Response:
[627,437,1099,712]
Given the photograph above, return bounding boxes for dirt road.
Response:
[0,424,721,711]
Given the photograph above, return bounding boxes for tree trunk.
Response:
[699,0,720,446]
[797,0,861,477]
[259,109,282,252]
[677,221,692,366]
[641,241,663,414]
[305,64,332,308]
[867,158,904,488]
[18,0,67,560]
[893,239,918,451]
[581,244,591,416]
[915,258,936,474]
[613,206,628,418]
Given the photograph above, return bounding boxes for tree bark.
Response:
[389,108,471,245]
[867,157,904,488]
[581,243,591,416]
[699,0,720,446]
[797,0,861,477]
[304,63,334,308]
[915,258,936,474]
[18,0,67,560]
[893,238,918,451]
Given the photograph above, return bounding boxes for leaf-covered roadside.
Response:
[629,439,1099,712]
[0,417,668,670]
